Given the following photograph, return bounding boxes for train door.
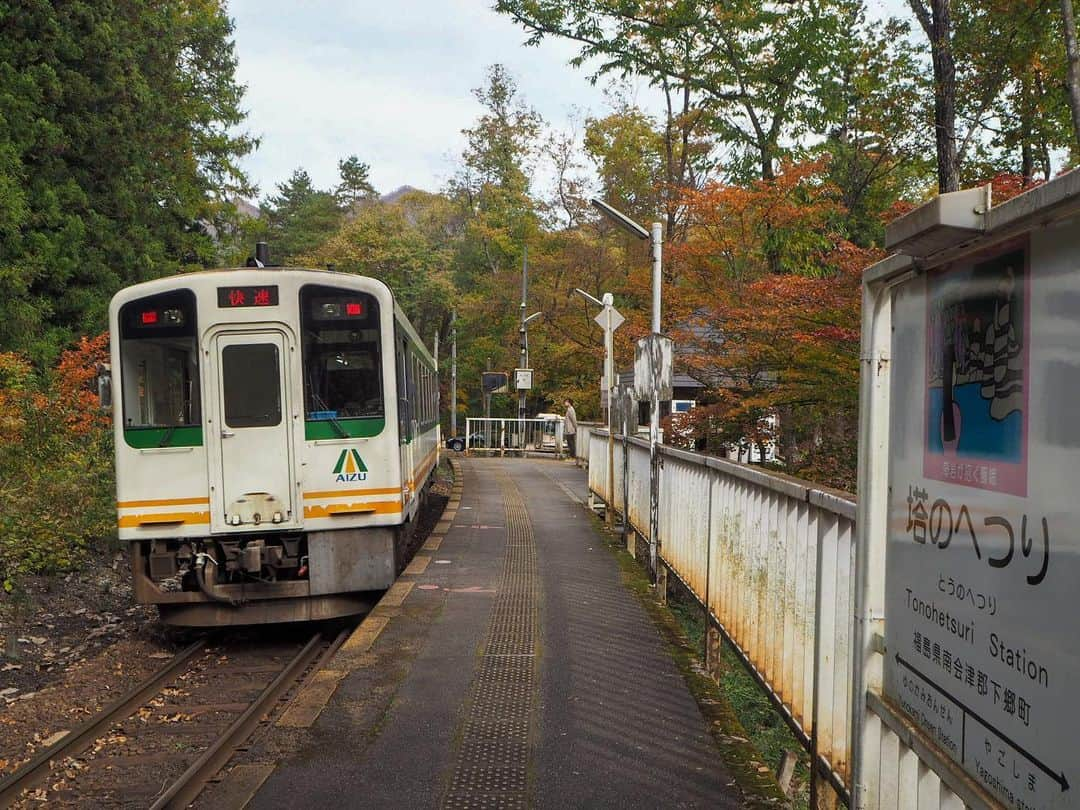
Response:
[210,331,297,532]
[396,334,416,503]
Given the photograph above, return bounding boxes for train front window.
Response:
[118,290,201,448]
[300,285,384,438]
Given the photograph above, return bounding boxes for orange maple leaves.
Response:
[662,159,881,482]
[0,333,110,445]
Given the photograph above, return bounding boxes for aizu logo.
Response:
[333,449,368,482]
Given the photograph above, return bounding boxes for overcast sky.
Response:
[229,0,913,201]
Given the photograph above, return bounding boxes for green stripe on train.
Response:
[124,426,204,448]
[305,417,385,440]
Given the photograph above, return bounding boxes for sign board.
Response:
[514,368,533,390]
[884,235,1079,807]
[594,305,625,333]
[481,372,508,394]
[634,334,673,401]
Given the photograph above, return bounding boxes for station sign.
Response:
[883,235,1078,807]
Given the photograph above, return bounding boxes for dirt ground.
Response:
[0,459,455,778]
[0,552,179,776]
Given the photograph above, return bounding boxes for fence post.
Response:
[704,464,722,680]
[811,506,825,810]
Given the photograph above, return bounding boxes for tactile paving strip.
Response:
[442,472,538,809]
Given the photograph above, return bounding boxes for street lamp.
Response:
[518,311,542,419]
[591,198,665,579]
[591,199,663,334]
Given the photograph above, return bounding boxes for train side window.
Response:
[222,344,281,428]
[300,285,384,437]
[396,335,409,440]
[118,289,201,447]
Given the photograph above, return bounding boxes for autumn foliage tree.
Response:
[0,335,114,592]
[668,161,882,489]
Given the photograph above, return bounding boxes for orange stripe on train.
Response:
[118,512,211,528]
[303,500,402,519]
[117,497,210,509]
[303,487,401,500]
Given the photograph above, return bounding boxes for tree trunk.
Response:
[910,0,960,192]
[760,144,775,181]
[1062,0,1080,149]
[930,0,960,192]
[1021,83,1035,185]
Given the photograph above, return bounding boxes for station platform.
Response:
[223,458,756,809]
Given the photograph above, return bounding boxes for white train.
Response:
[106,266,439,625]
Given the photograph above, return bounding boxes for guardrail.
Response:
[464,417,563,456]
[574,422,597,464]
[586,429,856,804]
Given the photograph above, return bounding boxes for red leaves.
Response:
[53,333,110,435]
[0,333,110,445]
[985,172,1044,204]
[661,159,880,478]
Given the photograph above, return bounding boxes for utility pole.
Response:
[484,358,491,420]
[450,310,457,438]
[434,329,440,440]
[519,246,528,421]
[647,221,663,579]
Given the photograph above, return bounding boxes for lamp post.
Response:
[519,311,542,416]
[517,245,542,428]
[591,198,664,579]
[450,310,457,439]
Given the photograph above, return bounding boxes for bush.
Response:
[0,335,115,592]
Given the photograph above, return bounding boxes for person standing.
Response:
[563,398,577,458]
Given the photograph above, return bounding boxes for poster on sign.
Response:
[923,244,1029,496]
[884,233,1080,809]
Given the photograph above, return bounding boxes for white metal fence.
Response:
[586,429,982,808]
[574,423,596,464]
[587,430,856,802]
[464,417,563,456]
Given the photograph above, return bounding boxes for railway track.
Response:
[0,623,353,809]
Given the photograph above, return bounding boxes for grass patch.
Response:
[668,587,812,809]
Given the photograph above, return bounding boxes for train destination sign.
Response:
[217,285,279,308]
[883,233,1079,808]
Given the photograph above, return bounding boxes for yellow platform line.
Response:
[403,555,430,575]
[422,536,443,552]
[276,669,347,728]
[340,614,389,654]
[379,581,414,608]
